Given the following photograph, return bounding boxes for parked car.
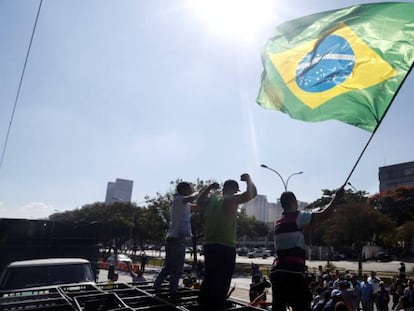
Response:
[376,252,392,262]
[105,254,135,272]
[331,251,346,261]
[183,262,192,273]
[247,249,268,259]
[107,254,133,264]
[236,247,249,256]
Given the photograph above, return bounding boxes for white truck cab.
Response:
[0,258,95,291]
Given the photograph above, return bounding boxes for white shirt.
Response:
[167,195,192,238]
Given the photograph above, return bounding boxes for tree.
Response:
[306,189,394,275]
[369,186,414,257]
[395,221,414,256]
[369,186,414,225]
[49,201,137,260]
[141,194,171,249]
[236,209,269,239]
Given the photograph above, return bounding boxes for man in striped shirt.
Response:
[270,188,344,311]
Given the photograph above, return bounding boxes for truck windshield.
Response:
[1,263,94,290]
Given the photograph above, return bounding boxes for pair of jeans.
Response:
[198,243,236,311]
[153,237,186,294]
[270,270,312,311]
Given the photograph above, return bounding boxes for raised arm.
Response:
[196,182,220,209]
[224,174,257,215]
[234,173,257,205]
[182,191,200,204]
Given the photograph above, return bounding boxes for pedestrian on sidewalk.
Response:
[399,263,407,281]
[140,252,148,272]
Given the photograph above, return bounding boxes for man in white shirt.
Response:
[153,182,198,297]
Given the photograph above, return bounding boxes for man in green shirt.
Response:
[197,173,257,310]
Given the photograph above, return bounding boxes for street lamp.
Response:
[260,164,303,191]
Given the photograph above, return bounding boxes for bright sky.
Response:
[1,0,413,219]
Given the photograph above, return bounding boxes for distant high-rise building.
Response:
[241,195,269,222]
[379,161,414,192]
[241,195,308,224]
[105,178,134,204]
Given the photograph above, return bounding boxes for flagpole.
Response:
[342,62,414,188]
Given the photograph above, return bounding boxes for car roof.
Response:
[108,254,131,259]
[7,258,90,268]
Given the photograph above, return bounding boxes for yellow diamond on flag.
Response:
[269,24,397,109]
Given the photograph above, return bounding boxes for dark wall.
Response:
[0,218,100,275]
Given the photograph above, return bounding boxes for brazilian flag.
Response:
[257,2,414,132]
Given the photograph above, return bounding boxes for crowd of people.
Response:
[245,262,413,311]
[306,264,414,311]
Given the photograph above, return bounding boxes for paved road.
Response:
[187,253,413,274]
[250,258,412,275]
[145,250,412,273]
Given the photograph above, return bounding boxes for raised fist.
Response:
[240,174,251,182]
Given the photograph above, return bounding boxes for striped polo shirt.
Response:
[273,210,312,273]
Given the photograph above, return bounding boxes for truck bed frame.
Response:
[0,281,262,311]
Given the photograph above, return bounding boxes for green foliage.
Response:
[306,190,395,247]
[236,209,269,239]
[369,186,414,226]
[367,186,414,255]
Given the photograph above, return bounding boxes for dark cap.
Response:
[223,180,240,192]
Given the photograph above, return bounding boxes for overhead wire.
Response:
[0,0,43,173]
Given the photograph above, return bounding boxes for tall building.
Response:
[379,161,414,192]
[268,201,283,224]
[241,195,269,222]
[241,195,308,224]
[105,178,134,204]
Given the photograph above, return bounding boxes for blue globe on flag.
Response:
[296,35,355,93]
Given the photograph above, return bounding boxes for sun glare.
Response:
[187,0,277,43]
